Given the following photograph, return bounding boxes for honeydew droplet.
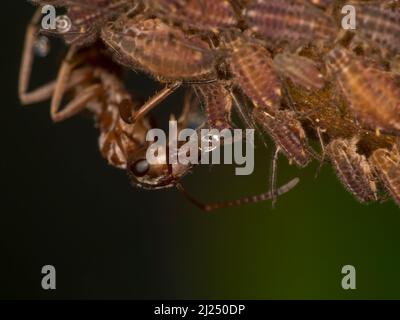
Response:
[34,36,50,57]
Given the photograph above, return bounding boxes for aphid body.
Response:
[327,47,400,134]
[327,138,378,203]
[369,146,400,206]
[101,16,217,81]
[225,36,282,113]
[33,0,134,47]
[194,82,233,130]
[147,0,238,31]
[273,52,325,90]
[245,0,337,47]
[351,2,400,54]
[253,109,312,167]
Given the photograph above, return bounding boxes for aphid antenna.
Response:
[230,91,266,149]
[280,78,298,112]
[314,126,327,178]
[270,145,281,208]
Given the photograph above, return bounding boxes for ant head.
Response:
[126,146,192,190]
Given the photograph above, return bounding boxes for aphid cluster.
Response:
[20,0,400,210]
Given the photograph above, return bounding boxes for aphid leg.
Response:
[314,127,327,178]
[194,82,233,131]
[270,146,281,208]
[280,79,297,112]
[131,82,182,123]
[230,91,263,149]
[396,137,400,151]
[387,147,400,176]
[19,8,53,105]
[175,178,300,212]
[230,91,254,130]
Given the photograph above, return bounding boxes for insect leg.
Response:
[50,46,100,121]
[271,145,281,208]
[19,8,53,105]
[130,82,182,123]
[52,84,103,122]
[314,127,327,178]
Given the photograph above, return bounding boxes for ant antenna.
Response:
[175,177,299,212]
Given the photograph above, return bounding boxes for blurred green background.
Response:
[1,2,399,300]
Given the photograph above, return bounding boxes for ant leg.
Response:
[176,178,300,212]
[19,8,54,105]
[270,146,281,208]
[51,83,103,122]
[19,67,93,106]
[130,82,182,123]
[50,46,79,118]
[50,47,95,121]
[20,81,57,105]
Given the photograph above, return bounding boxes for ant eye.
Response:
[130,159,150,177]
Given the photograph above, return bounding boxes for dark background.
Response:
[1,1,400,299]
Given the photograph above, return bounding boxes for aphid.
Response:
[327,138,378,203]
[369,145,400,206]
[273,52,325,90]
[349,1,400,55]
[253,109,312,168]
[31,0,136,47]
[101,16,217,82]
[100,14,220,124]
[224,35,282,113]
[326,47,400,135]
[193,82,233,130]
[146,0,238,31]
[252,108,313,206]
[244,0,337,47]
